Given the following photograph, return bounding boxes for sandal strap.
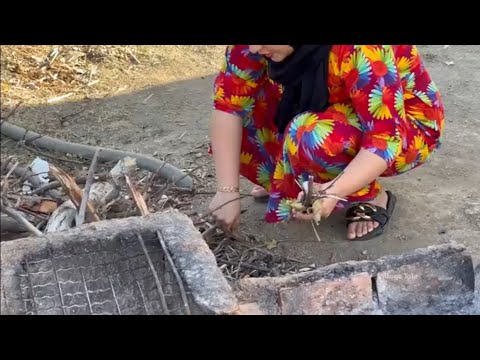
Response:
[345,203,390,228]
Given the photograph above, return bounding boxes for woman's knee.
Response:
[284,111,360,159]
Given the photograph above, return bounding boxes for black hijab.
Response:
[267,45,331,134]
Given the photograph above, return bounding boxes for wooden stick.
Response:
[0,201,42,236]
[217,259,271,273]
[22,144,86,165]
[1,161,18,198]
[125,175,149,216]
[0,101,23,123]
[0,156,15,173]
[76,148,101,226]
[311,220,322,242]
[136,233,170,315]
[202,224,219,240]
[156,230,191,315]
[49,165,100,222]
[30,173,108,195]
[197,195,245,221]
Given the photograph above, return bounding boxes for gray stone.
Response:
[374,243,475,314]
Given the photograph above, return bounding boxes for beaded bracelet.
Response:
[217,186,240,193]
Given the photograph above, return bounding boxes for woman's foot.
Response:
[347,190,389,240]
[251,185,269,199]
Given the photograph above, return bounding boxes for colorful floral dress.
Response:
[212,45,445,223]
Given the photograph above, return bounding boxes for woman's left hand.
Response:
[292,180,340,222]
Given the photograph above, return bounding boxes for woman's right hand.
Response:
[208,191,241,233]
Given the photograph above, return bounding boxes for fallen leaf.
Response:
[266,239,277,250]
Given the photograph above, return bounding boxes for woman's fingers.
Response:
[212,214,236,233]
[292,210,314,221]
[297,191,305,201]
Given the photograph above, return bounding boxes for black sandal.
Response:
[345,191,397,241]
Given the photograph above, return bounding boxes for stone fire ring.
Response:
[1,210,477,315]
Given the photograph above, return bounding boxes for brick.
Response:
[279,273,373,315]
[234,260,377,315]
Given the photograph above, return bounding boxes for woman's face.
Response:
[248,45,294,62]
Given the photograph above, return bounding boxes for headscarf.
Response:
[267,45,331,134]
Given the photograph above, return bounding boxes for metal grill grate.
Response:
[13,230,202,315]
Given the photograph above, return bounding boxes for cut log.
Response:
[1,121,193,188]
[44,200,77,232]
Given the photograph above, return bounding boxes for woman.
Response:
[208,45,444,241]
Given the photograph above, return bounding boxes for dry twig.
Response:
[76,148,101,226]
[0,201,42,236]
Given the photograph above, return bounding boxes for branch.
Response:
[125,175,149,216]
[76,149,101,225]
[197,195,245,221]
[0,201,42,236]
[30,173,108,196]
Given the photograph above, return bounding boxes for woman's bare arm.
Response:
[209,109,243,189]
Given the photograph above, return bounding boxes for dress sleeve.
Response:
[342,45,404,167]
[212,45,268,118]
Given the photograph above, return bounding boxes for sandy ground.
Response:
[2,45,479,269]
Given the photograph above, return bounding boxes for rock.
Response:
[375,243,475,314]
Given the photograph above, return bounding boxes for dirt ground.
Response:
[1,45,479,270]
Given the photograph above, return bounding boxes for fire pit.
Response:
[1,210,238,315]
[1,210,478,315]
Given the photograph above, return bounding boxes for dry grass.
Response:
[1,45,226,109]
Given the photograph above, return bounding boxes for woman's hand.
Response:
[292,180,339,222]
[208,191,241,232]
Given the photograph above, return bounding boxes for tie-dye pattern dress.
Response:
[211,45,445,223]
